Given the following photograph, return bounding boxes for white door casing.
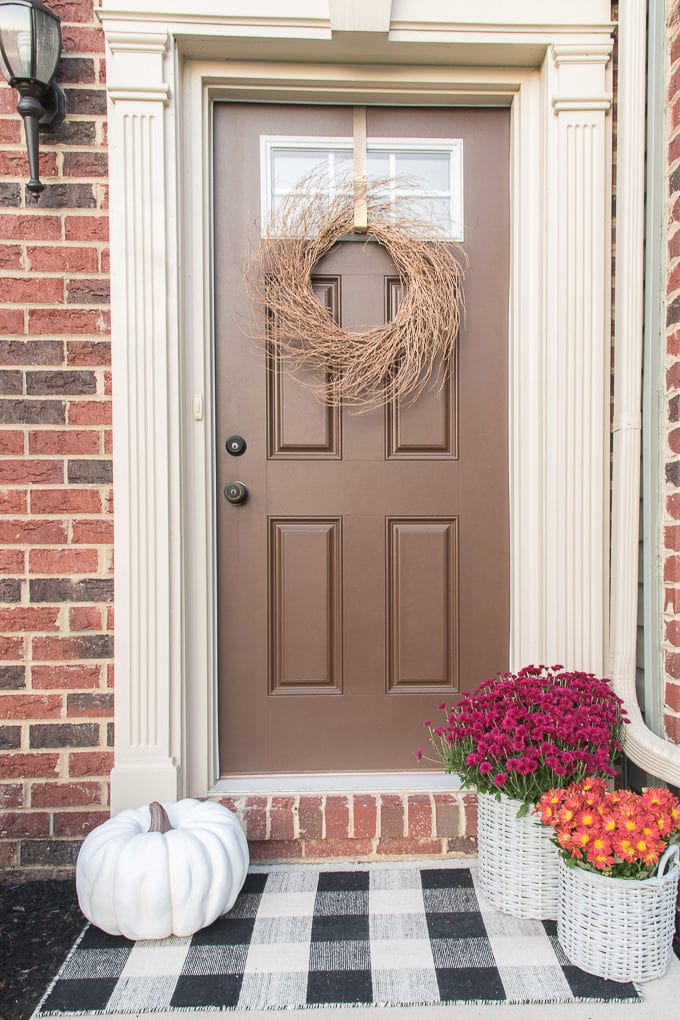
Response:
[98,2,656,812]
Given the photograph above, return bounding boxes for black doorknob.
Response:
[224,481,248,505]
[226,435,247,456]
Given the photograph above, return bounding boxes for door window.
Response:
[261,136,464,239]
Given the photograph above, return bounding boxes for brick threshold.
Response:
[214,789,478,863]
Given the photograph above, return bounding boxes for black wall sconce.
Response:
[0,0,66,197]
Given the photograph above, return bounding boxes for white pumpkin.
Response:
[76,798,249,940]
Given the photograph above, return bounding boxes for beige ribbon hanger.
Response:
[352,106,368,234]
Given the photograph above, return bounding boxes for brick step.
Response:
[215,791,478,862]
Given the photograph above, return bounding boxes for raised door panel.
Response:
[269,518,342,694]
[268,278,341,458]
[387,517,459,694]
[385,279,458,459]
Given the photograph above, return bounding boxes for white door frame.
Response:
[99,3,626,812]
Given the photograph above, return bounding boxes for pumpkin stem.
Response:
[148,801,173,833]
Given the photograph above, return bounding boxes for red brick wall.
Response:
[218,793,478,862]
[665,0,680,744]
[0,0,112,876]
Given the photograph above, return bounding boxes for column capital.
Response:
[552,43,613,66]
[106,30,169,54]
[105,30,172,105]
[551,41,613,114]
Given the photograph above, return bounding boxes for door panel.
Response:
[385,282,458,460]
[387,517,458,693]
[268,279,342,459]
[269,517,343,695]
[214,104,510,774]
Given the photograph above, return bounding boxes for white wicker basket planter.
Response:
[477,792,559,919]
[557,845,680,983]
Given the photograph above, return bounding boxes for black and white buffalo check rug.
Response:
[36,863,640,1014]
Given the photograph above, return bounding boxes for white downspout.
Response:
[610,0,680,783]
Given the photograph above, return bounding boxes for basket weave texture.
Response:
[557,845,680,983]
[477,792,559,919]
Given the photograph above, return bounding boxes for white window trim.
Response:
[97,1,678,810]
[260,135,464,240]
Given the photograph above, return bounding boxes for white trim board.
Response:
[98,2,662,812]
[215,773,463,795]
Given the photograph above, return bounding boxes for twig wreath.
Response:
[244,175,467,410]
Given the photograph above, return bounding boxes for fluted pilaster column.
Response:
[105,31,182,812]
[541,43,613,673]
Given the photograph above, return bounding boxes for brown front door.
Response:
[214,104,509,775]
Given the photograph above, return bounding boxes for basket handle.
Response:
[657,842,679,879]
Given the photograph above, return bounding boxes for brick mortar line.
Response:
[0,166,109,171]
[0,528,114,536]
[0,209,108,215]
[0,339,111,345]
[0,179,108,186]
[0,550,112,558]
[1,240,110,245]
[0,459,112,463]
[0,152,106,166]
[0,272,110,278]
[0,542,113,547]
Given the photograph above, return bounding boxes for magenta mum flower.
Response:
[416,664,626,806]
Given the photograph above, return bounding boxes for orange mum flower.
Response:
[586,844,615,870]
[539,804,556,825]
[656,813,673,836]
[537,780,680,879]
[613,836,636,861]
[557,806,576,826]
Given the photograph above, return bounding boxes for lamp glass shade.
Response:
[33,4,60,84]
[0,3,33,83]
[0,0,61,87]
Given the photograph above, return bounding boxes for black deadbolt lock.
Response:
[226,435,247,456]
[224,481,248,505]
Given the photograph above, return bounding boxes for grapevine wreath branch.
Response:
[244,176,468,410]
